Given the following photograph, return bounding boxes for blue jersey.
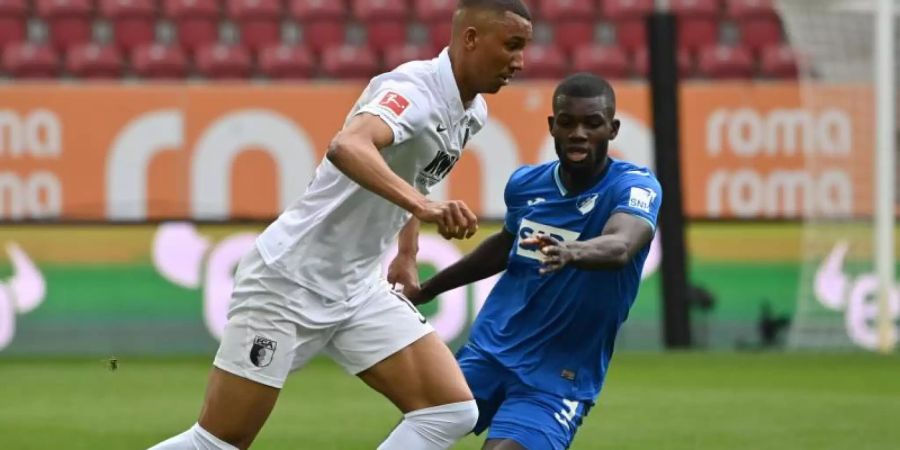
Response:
[466,158,662,401]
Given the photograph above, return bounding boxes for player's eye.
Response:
[506,40,525,51]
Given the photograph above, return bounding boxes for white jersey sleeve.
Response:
[355,79,433,146]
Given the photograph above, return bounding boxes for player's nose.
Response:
[570,124,589,141]
[510,52,524,72]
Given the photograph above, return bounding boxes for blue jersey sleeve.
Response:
[611,170,662,232]
[503,167,529,234]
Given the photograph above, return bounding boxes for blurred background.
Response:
[0,0,898,449]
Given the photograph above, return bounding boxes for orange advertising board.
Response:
[0,82,875,221]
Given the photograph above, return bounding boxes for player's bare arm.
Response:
[327,113,478,240]
[521,212,654,274]
[387,217,422,298]
[412,229,516,305]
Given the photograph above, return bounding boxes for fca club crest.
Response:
[250,336,277,367]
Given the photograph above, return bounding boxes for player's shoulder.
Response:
[507,161,556,191]
[371,57,440,97]
[609,160,660,186]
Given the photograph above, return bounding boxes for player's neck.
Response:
[448,50,476,107]
[559,157,610,196]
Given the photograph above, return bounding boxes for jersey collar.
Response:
[553,158,614,197]
[553,162,568,196]
[437,48,468,122]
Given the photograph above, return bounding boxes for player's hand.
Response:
[414,200,479,240]
[386,253,421,299]
[407,284,435,306]
[520,234,576,275]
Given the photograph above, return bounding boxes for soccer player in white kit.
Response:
[148,1,533,449]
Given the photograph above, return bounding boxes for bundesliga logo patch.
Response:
[249,336,277,368]
[378,91,410,116]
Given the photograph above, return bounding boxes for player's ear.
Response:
[463,26,478,50]
[609,118,621,140]
[547,115,554,132]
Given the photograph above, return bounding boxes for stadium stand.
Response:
[0,0,808,80]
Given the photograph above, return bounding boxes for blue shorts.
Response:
[457,345,592,450]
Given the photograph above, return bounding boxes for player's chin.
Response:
[485,78,509,93]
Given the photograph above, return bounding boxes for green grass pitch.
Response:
[1,352,898,449]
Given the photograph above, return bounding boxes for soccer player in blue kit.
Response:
[409,72,662,450]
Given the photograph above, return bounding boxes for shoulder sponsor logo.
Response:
[378,91,410,116]
[516,218,580,261]
[628,187,656,213]
[527,197,546,206]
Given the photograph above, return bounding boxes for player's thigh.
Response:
[198,367,280,450]
[487,390,591,450]
[327,285,472,412]
[358,332,472,412]
[483,439,527,450]
[202,248,337,447]
[457,345,510,435]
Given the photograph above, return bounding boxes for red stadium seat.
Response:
[289,0,347,53]
[2,42,60,78]
[760,43,801,79]
[353,0,408,52]
[540,0,596,52]
[669,0,720,53]
[0,0,27,51]
[633,46,694,77]
[414,0,454,22]
[36,0,94,52]
[727,0,782,52]
[195,43,253,79]
[572,44,629,79]
[426,22,452,53]
[164,0,220,54]
[698,44,754,78]
[228,0,282,52]
[101,0,157,52]
[414,0,454,52]
[66,43,123,78]
[383,43,435,70]
[603,0,654,51]
[258,44,315,79]
[520,43,567,79]
[321,43,378,79]
[131,43,189,79]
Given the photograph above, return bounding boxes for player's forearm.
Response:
[397,217,420,257]
[327,134,427,215]
[567,236,630,270]
[416,231,512,304]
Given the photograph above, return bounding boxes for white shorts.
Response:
[213,247,434,388]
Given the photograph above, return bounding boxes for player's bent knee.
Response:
[378,400,479,450]
[148,423,239,450]
[409,400,479,440]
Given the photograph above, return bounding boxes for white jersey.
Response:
[255,48,488,301]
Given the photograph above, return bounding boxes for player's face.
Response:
[468,12,532,93]
[549,95,620,174]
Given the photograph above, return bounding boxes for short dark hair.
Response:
[552,72,616,113]
[458,0,532,22]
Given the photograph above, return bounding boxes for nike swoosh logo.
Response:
[436,124,447,132]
